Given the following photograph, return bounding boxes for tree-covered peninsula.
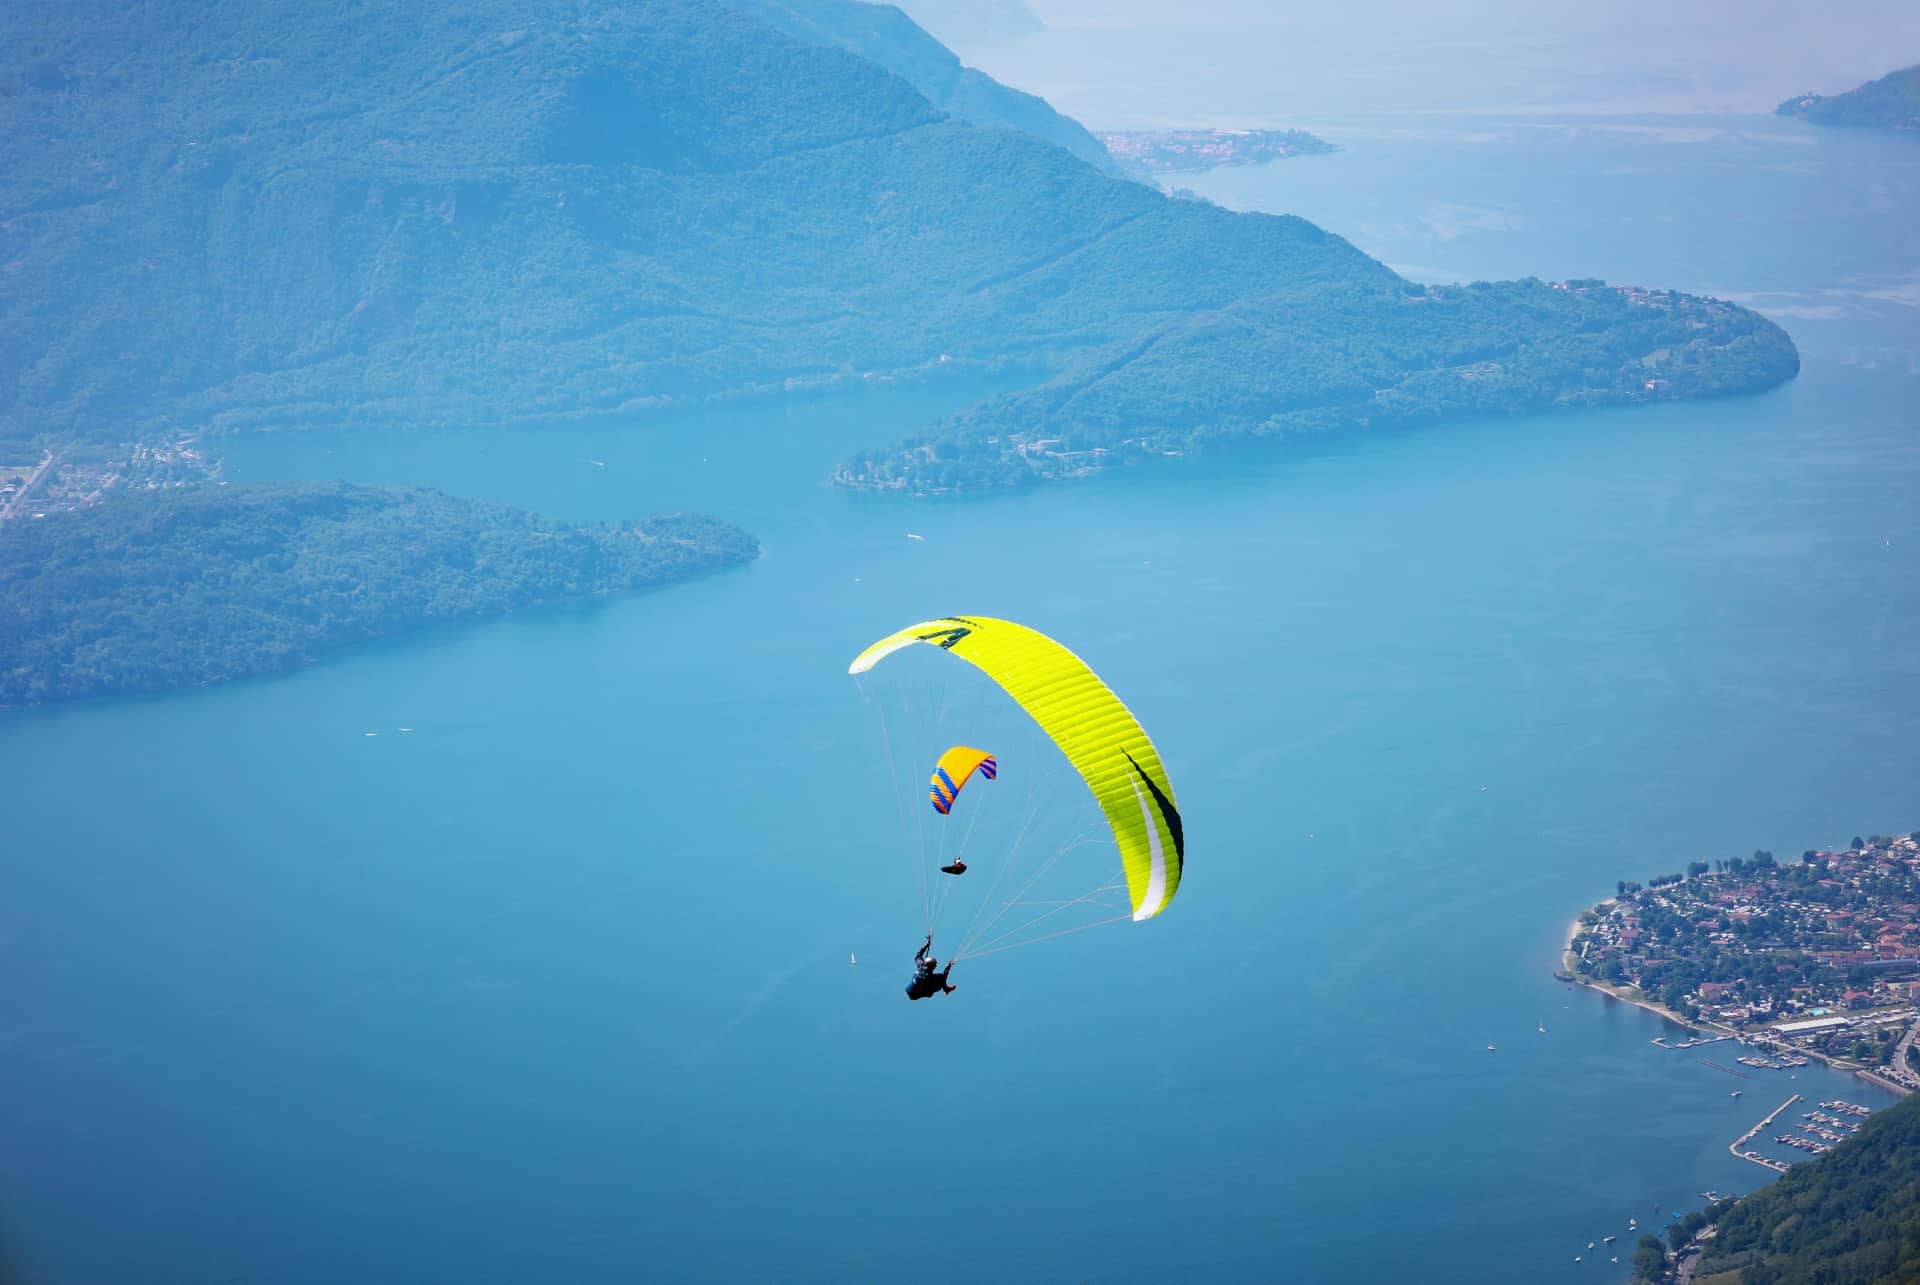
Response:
[3,0,1796,493]
[836,278,1799,492]
[1778,65,1920,133]
[0,483,757,706]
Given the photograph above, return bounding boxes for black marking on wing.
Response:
[917,626,971,649]
[1124,751,1184,863]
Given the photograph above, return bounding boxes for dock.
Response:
[1698,1057,1753,1079]
[1729,1094,1800,1174]
[1652,1033,1731,1050]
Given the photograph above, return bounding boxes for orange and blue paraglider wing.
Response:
[929,746,996,815]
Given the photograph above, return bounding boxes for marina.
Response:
[1775,1133,1830,1155]
[1803,1111,1860,1134]
[1728,1096,1881,1172]
[1730,1094,1801,1174]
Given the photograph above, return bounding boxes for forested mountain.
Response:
[3,0,1794,488]
[1779,65,1920,132]
[0,484,756,705]
[1695,1092,1920,1284]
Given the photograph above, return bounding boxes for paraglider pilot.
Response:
[905,935,956,1000]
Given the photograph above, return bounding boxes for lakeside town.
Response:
[1566,831,1920,1093]
[0,439,215,522]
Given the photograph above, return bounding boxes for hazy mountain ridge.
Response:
[0,0,1368,440]
[731,0,1116,172]
[4,0,1795,488]
[891,0,1044,50]
[1778,64,1920,132]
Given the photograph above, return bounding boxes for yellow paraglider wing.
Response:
[850,617,1182,920]
[930,746,997,815]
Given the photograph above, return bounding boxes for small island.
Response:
[1096,128,1335,175]
[1777,64,1920,133]
[1565,833,1920,1093]
[0,482,758,707]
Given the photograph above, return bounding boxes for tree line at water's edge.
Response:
[0,483,757,707]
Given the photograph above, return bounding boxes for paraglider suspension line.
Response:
[863,679,930,937]
[955,871,1125,960]
[952,912,1133,964]
[928,780,988,932]
[953,831,1106,960]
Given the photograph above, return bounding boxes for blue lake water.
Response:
[4,117,1918,1283]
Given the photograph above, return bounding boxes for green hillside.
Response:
[1779,65,1920,133]
[3,0,1796,488]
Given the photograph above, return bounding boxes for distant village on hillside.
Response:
[1569,833,1920,1089]
[0,441,211,523]
[1095,128,1335,175]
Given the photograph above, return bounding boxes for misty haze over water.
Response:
[963,1,1920,123]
